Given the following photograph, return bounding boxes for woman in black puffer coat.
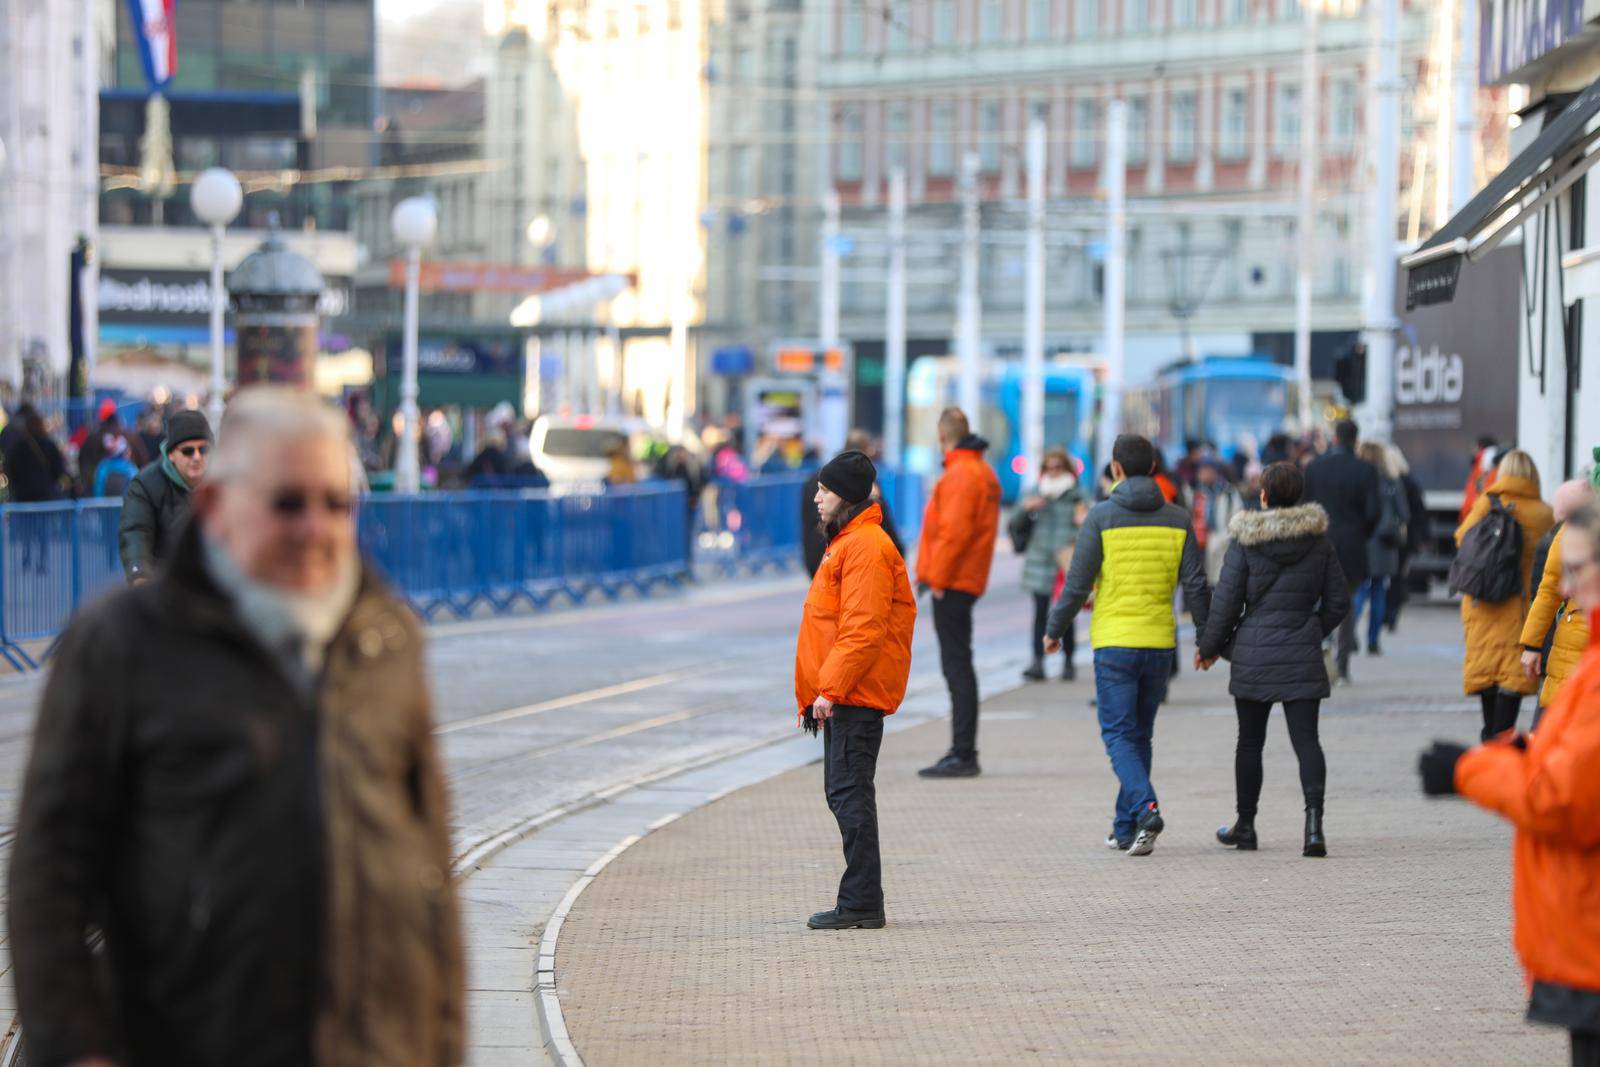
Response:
[1197,461,1350,857]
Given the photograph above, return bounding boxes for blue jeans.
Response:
[1351,577,1388,649]
[1093,647,1170,842]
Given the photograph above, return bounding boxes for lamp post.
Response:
[190,167,243,430]
[391,197,437,495]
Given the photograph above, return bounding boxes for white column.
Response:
[396,245,423,494]
[1249,66,1268,189]
[820,188,841,345]
[957,151,983,420]
[1022,114,1047,489]
[1098,99,1127,470]
[1294,3,1319,434]
[1360,0,1401,443]
[207,224,227,431]
[885,166,908,468]
[1453,0,1479,212]
[1196,74,1215,191]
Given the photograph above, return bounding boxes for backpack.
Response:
[1449,494,1524,603]
[1375,481,1406,549]
[94,456,138,498]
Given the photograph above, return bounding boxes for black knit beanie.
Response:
[165,409,214,451]
[818,449,876,505]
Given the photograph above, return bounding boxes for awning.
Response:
[1403,75,1600,308]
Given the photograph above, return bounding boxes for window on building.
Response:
[1072,97,1100,167]
[934,0,958,43]
[1274,82,1299,157]
[980,0,1004,41]
[1331,76,1357,148]
[1125,0,1148,32]
[1173,0,1196,27]
[930,100,956,175]
[886,102,909,173]
[838,106,864,179]
[1029,0,1053,39]
[1126,95,1148,163]
[1223,0,1247,21]
[840,0,865,52]
[1075,0,1099,37]
[1282,0,1299,17]
[1220,86,1248,159]
[979,99,1003,171]
[887,0,910,50]
[1169,90,1196,163]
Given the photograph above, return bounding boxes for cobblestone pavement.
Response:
[555,604,1564,1065]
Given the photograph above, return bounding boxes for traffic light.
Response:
[1334,342,1367,405]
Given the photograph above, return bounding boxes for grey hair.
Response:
[209,387,355,485]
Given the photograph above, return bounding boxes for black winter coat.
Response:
[4,432,67,502]
[1197,503,1351,702]
[1303,446,1379,585]
[118,461,190,582]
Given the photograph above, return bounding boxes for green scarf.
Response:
[159,439,191,493]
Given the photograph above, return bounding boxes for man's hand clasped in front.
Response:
[811,694,835,723]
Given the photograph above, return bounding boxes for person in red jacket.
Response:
[1420,502,1600,1066]
[796,450,917,931]
[914,407,1002,779]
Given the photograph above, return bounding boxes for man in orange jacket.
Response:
[796,449,917,930]
[915,407,1003,779]
[1420,503,1600,1065]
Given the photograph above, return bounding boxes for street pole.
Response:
[885,166,908,469]
[1294,2,1319,435]
[820,189,841,346]
[80,0,98,387]
[397,243,423,494]
[1098,100,1127,472]
[207,223,226,431]
[1452,0,1478,212]
[957,151,982,420]
[1360,0,1401,443]
[1022,113,1046,488]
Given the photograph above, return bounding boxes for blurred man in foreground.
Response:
[10,387,463,1067]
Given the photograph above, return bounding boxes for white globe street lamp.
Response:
[525,215,552,249]
[391,196,438,495]
[191,167,243,430]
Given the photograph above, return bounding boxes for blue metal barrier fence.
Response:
[0,471,926,670]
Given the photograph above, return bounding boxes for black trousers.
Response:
[1575,1031,1600,1067]
[1031,593,1074,664]
[1233,698,1326,816]
[1477,688,1525,742]
[933,590,980,760]
[1335,577,1361,674]
[823,707,885,912]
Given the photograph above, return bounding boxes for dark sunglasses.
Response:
[270,490,355,518]
[175,444,210,459]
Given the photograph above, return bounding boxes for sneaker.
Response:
[918,753,981,778]
[807,907,886,930]
[1104,833,1132,851]
[1128,804,1165,856]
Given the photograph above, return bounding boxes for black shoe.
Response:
[1303,808,1327,858]
[1128,803,1165,856]
[1022,660,1045,682]
[1368,640,1382,656]
[1216,817,1258,850]
[1062,662,1077,682]
[918,753,981,778]
[807,907,886,930]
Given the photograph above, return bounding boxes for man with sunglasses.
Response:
[118,408,213,584]
[11,387,463,1067]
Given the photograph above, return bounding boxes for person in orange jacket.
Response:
[796,450,917,931]
[914,407,1002,779]
[1420,501,1600,1066]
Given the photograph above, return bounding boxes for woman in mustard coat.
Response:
[1456,450,1554,740]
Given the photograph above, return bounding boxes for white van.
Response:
[529,416,642,487]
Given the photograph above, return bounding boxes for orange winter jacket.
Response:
[915,440,1002,597]
[1457,612,1600,996]
[795,504,917,718]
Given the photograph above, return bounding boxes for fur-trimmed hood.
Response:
[1228,503,1329,548]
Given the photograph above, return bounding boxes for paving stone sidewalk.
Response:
[555,606,1564,1065]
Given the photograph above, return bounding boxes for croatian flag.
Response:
[124,0,177,88]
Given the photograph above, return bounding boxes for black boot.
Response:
[1494,690,1524,737]
[1216,815,1258,850]
[1022,659,1045,682]
[1303,807,1327,857]
[1479,690,1498,742]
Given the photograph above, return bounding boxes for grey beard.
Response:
[202,535,361,677]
